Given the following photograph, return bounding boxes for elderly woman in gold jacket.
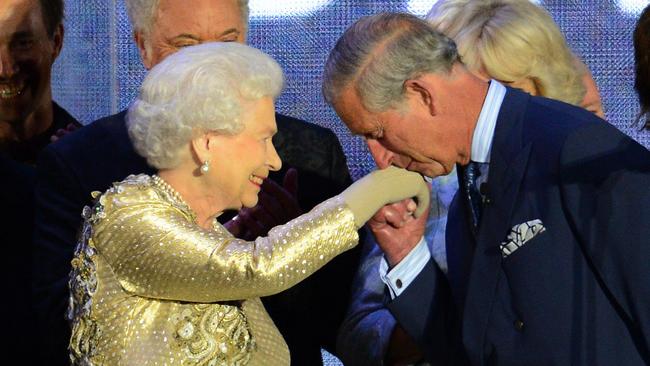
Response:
[67,42,428,365]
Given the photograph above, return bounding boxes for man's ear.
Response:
[51,23,64,61]
[404,78,436,116]
[134,31,153,70]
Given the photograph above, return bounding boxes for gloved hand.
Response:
[340,166,429,228]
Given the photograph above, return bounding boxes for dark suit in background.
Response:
[1,154,35,358]
[0,102,80,362]
[389,89,650,365]
[33,110,360,365]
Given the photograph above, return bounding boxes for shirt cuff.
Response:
[378,236,431,299]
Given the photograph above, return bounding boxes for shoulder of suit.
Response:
[527,95,598,125]
[275,113,337,139]
[52,101,82,129]
[520,95,602,144]
[45,110,129,156]
[561,119,650,168]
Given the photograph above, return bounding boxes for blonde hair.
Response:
[426,0,585,105]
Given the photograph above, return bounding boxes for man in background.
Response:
[33,0,359,364]
[0,0,78,164]
[0,0,79,359]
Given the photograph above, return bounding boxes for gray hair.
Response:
[323,12,459,112]
[124,0,250,37]
[127,42,284,169]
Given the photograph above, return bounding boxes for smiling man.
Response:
[33,0,357,365]
[0,0,78,164]
[324,13,650,366]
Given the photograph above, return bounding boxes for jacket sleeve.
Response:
[559,122,650,360]
[292,126,363,355]
[336,233,397,366]
[386,257,461,364]
[92,192,359,302]
[32,145,90,364]
[32,146,87,321]
[386,181,467,365]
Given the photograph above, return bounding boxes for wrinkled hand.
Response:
[224,168,302,240]
[50,123,79,143]
[369,197,429,267]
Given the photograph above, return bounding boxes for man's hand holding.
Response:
[369,198,429,267]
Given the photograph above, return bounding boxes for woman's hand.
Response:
[341,166,429,228]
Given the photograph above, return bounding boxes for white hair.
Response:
[127,42,284,169]
[124,0,250,36]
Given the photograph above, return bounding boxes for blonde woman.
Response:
[426,0,604,117]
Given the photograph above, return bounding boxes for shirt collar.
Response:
[470,80,506,163]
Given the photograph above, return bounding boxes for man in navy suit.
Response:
[324,13,650,365]
[33,0,359,365]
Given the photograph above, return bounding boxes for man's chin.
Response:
[0,109,28,127]
[0,97,33,125]
[439,166,454,176]
[422,170,447,179]
[407,162,450,178]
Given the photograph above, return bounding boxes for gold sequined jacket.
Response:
[68,174,358,365]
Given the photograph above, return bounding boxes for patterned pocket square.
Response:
[500,219,546,258]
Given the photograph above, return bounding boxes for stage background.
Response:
[51,1,650,361]
[52,0,650,181]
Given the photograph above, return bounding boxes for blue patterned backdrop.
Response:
[52,0,650,182]
[49,1,650,364]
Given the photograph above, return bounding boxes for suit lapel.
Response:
[446,187,476,312]
[461,88,533,362]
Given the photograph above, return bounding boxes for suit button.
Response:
[395,279,403,289]
[514,320,524,331]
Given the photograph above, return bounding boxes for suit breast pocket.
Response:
[500,219,547,259]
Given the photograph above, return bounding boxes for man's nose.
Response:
[366,139,394,169]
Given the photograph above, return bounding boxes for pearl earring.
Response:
[200,160,210,174]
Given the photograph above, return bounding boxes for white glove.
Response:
[340,166,430,228]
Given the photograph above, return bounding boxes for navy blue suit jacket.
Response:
[388,88,650,365]
[33,110,360,365]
